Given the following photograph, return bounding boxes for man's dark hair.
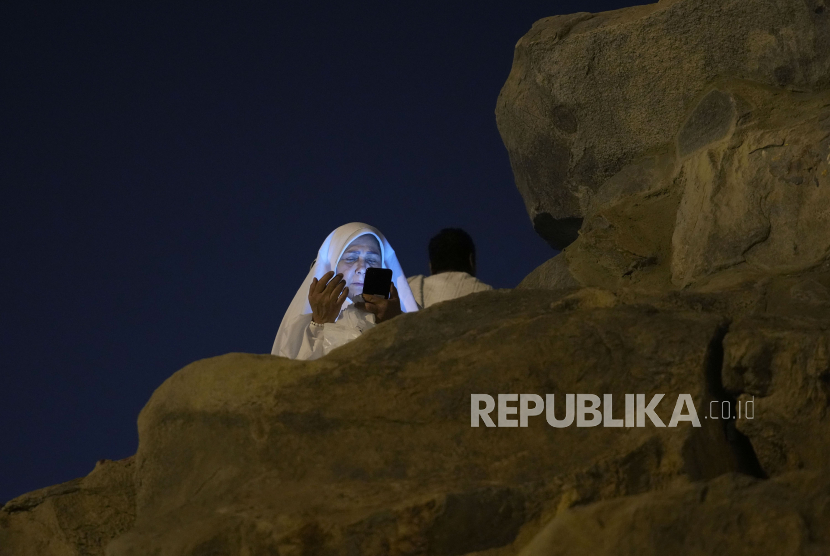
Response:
[428,228,476,275]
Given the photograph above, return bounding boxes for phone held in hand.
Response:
[362,267,393,299]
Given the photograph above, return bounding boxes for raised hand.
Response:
[308,271,348,324]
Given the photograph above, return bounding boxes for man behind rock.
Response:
[407,228,492,309]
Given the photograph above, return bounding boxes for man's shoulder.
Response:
[425,272,491,290]
[470,276,493,291]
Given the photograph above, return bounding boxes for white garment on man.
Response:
[407,271,492,309]
[272,222,418,360]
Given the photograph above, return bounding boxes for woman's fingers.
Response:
[326,275,346,299]
[307,271,351,325]
[365,297,387,315]
[362,294,378,311]
[311,271,342,298]
[336,286,349,306]
[322,273,344,295]
[311,271,333,294]
[329,279,346,303]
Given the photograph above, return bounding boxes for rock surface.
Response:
[516,81,830,295]
[519,470,830,556]
[516,253,580,290]
[496,0,830,249]
[671,82,830,287]
[106,290,752,555]
[0,458,135,556]
[5,284,828,555]
[723,317,830,476]
[503,0,830,547]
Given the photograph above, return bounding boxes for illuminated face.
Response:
[336,234,382,301]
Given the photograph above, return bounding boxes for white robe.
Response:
[272,223,418,360]
[406,271,492,309]
[286,300,378,360]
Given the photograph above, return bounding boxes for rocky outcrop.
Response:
[520,470,830,556]
[513,81,830,293]
[503,0,830,551]
[105,290,754,555]
[5,284,828,554]
[496,0,830,249]
[512,67,830,297]
[0,458,135,556]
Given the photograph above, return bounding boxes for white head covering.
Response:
[272,222,419,358]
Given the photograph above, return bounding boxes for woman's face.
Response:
[336,234,382,301]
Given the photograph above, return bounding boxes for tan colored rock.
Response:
[105,290,750,555]
[519,470,830,556]
[517,154,680,294]
[0,458,135,556]
[516,253,581,290]
[761,266,830,321]
[564,176,679,293]
[671,83,830,287]
[496,0,830,248]
[722,317,830,476]
[559,265,830,323]
[519,81,830,294]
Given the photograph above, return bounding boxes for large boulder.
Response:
[0,458,135,556]
[518,80,830,294]
[496,0,830,249]
[105,290,752,555]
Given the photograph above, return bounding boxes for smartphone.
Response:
[362,267,392,299]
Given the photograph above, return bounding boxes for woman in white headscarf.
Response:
[272,222,419,360]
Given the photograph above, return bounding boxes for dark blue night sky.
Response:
[1,1,638,503]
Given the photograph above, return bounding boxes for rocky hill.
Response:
[3,0,829,554]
